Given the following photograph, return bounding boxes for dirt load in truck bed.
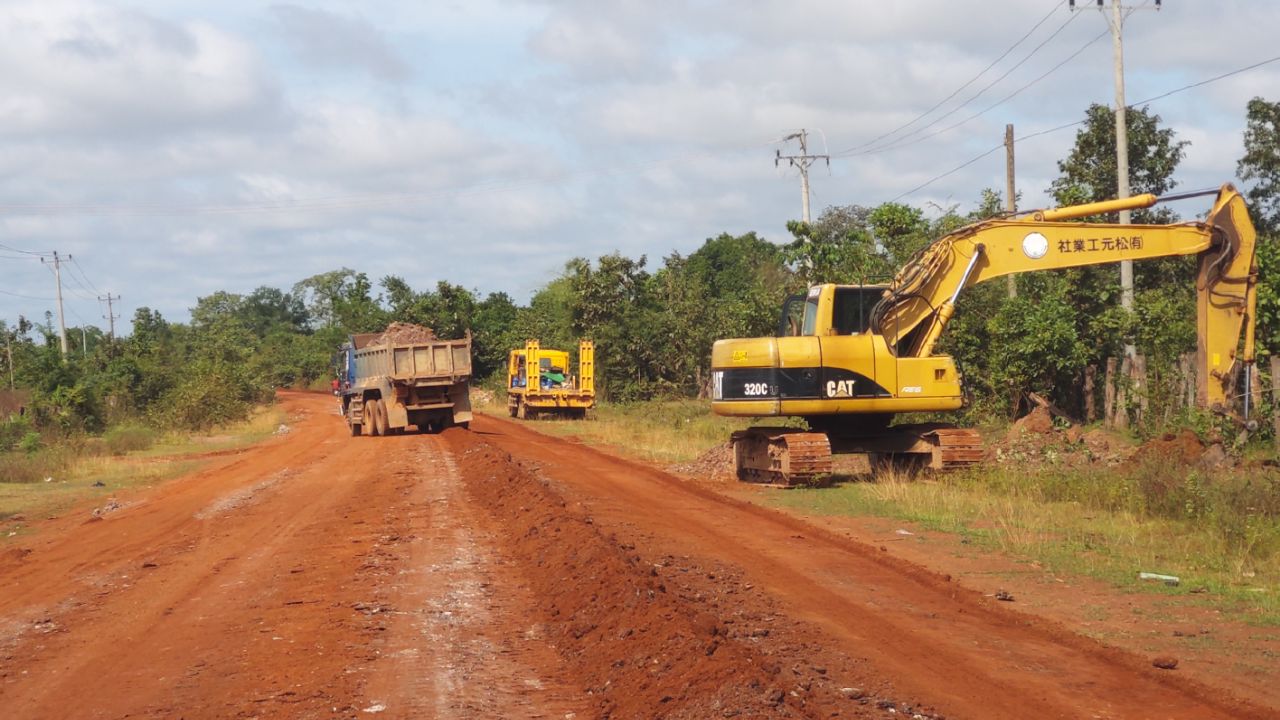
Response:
[374,321,437,345]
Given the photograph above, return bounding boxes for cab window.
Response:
[832,287,880,335]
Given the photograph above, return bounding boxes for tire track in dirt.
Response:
[360,436,588,718]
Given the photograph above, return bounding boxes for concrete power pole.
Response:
[99,293,120,343]
[776,129,830,223]
[41,251,69,357]
[1004,124,1017,299]
[1072,0,1161,358]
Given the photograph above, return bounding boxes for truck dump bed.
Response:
[349,333,471,385]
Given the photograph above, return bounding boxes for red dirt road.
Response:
[0,391,1271,719]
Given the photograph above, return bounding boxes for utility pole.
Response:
[81,326,88,357]
[1071,0,1161,358]
[4,333,13,389]
[1004,124,1017,299]
[41,251,69,357]
[99,293,120,343]
[776,129,830,223]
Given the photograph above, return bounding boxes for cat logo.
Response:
[825,380,858,397]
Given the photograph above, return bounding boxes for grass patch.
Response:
[474,393,785,464]
[103,424,158,455]
[0,404,285,529]
[769,463,1280,623]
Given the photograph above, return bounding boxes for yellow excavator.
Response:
[711,184,1259,485]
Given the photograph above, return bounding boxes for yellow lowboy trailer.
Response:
[507,339,596,419]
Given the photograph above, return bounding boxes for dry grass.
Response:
[772,466,1280,623]
[1,404,285,530]
[474,394,782,464]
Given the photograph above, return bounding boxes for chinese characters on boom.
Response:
[1057,235,1144,254]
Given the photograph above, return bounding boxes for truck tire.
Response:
[368,398,383,436]
[376,399,391,435]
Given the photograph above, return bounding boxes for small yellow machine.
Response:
[507,339,596,419]
[712,184,1259,485]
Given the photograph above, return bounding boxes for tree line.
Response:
[2,98,1278,447]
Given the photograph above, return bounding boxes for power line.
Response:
[0,288,54,301]
[888,143,1005,203]
[883,51,1280,203]
[69,257,101,295]
[872,27,1110,156]
[839,21,1103,159]
[1132,53,1280,105]
[0,242,52,256]
[843,0,1066,155]
[841,9,1084,157]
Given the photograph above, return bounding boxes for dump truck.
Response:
[337,324,473,436]
[506,339,595,419]
[712,184,1259,485]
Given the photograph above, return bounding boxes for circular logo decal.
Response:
[1022,232,1049,259]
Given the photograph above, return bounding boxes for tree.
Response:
[1050,103,1188,221]
[1045,103,1192,375]
[1238,96,1280,234]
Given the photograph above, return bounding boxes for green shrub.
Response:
[103,424,157,455]
[0,415,34,452]
[18,431,42,454]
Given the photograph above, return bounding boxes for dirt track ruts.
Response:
[0,391,1271,719]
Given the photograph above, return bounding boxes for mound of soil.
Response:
[670,443,736,482]
[375,322,437,345]
[453,440,920,719]
[1129,429,1228,469]
[1006,406,1053,443]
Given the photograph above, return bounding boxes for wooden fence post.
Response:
[1104,358,1117,429]
[1271,356,1280,454]
[1084,366,1097,423]
[1114,356,1131,431]
[1132,354,1148,429]
[1179,353,1195,408]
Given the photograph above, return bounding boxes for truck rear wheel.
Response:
[377,399,391,435]
[367,398,382,436]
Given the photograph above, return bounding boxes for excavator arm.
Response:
[872,184,1258,409]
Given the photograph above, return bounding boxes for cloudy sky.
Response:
[1,0,1276,333]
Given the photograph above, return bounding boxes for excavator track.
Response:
[732,424,985,486]
[921,427,985,469]
[731,428,833,487]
